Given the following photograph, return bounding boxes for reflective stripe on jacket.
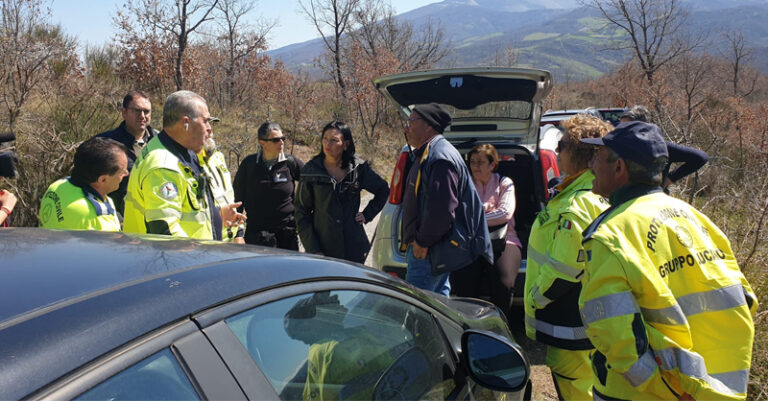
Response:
[524,170,607,349]
[123,134,213,239]
[580,190,757,400]
[39,178,121,232]
[200,149,242,241]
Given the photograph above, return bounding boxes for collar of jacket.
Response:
[158,131,202,174]
[609,183,662,206]
[256,149,287,164]
[303,153,364,177]
[67,177,115,216]
[114,121,156,144]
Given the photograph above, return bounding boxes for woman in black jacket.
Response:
[295,121,389,263]
[234,122,304,249]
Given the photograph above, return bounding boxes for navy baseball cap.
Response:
[580,121,668,169]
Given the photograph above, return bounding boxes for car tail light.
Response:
[388,151,409,205]
[539,149,560,200]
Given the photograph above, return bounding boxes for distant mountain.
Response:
[267,0,768,81]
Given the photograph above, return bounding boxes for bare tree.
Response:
[721,30,758,97]
[349,0,448,70]
[115,0,219,90]
[299,0,362,91]
[587,0,702,86]
[0,0,75,129]
[214,0,274,105]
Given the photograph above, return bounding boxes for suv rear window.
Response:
[440,101,532,120]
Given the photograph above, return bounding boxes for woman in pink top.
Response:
[449,143,521,318]
[469,144,522,291]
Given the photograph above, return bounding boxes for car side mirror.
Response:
[460,329,529,392]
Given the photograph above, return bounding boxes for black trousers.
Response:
[449,258,513,320]
[245,225,299,251]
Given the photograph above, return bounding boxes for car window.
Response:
[225,290,457,401]
[76,349,198,400]
[440,101,532,120]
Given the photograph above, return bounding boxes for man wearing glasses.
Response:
[95,91,158,216]
[123,90,245,240]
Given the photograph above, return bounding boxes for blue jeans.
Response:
[405,246,450,296]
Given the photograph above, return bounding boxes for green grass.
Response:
[523,32,561,41]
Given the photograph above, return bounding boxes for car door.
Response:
[196,281,476,401]
[33,320,245,400]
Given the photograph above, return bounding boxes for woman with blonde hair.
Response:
[525,113,614,400]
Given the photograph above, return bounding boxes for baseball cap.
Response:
[581,121,668,169]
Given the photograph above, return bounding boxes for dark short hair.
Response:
[257,122,282,140]
[71,137,127,184]
[122,91,150,109]
[319,121,356,166]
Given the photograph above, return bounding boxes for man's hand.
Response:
[355,212,366,224]
[233,237,246,244]
[220,202,246,227]
[412,241,428,259]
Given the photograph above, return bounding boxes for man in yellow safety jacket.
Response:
[40,137,128,231]
[123,90,244,239]
[579,121,757,400]
[199,135,245,242]
[525,114,613,400]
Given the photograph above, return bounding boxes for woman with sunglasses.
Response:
[524,113,613,401]
[234,122,304,249]
[295,121,389,263]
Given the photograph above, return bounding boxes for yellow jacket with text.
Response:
[525,170,607,349]
[39,178,121,232]
[123,135,212,239]
[579,186,757,401]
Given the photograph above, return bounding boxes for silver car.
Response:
[370,67,559,305]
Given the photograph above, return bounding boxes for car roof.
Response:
[0,228,407,399]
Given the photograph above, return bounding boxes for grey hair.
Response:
[163,90,206,127]
[623,105,651,122]
[605,147,666,185]
[257,122,282,140]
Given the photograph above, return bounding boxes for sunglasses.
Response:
[262,136,286,143]
[556,139,570,153]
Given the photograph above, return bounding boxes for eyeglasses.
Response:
[402,116,423,129]
[262,136,286,143]
[127,107,151,116]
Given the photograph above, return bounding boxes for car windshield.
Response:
[438,100,531,120]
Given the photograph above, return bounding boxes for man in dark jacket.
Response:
[95,91,158,215]
[400,103,492,296]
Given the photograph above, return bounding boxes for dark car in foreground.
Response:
[0,228,533,400]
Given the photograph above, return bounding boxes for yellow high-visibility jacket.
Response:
[525,170,607,349]
[199,149,243,241]
[580,186,757,401]
[123,134,212,239]
[39,178,121,232]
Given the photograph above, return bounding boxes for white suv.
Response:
[370,67,559,305]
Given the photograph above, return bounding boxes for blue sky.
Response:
[49,0,436,51]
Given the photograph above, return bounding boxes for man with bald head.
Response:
[123,90,244,239]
